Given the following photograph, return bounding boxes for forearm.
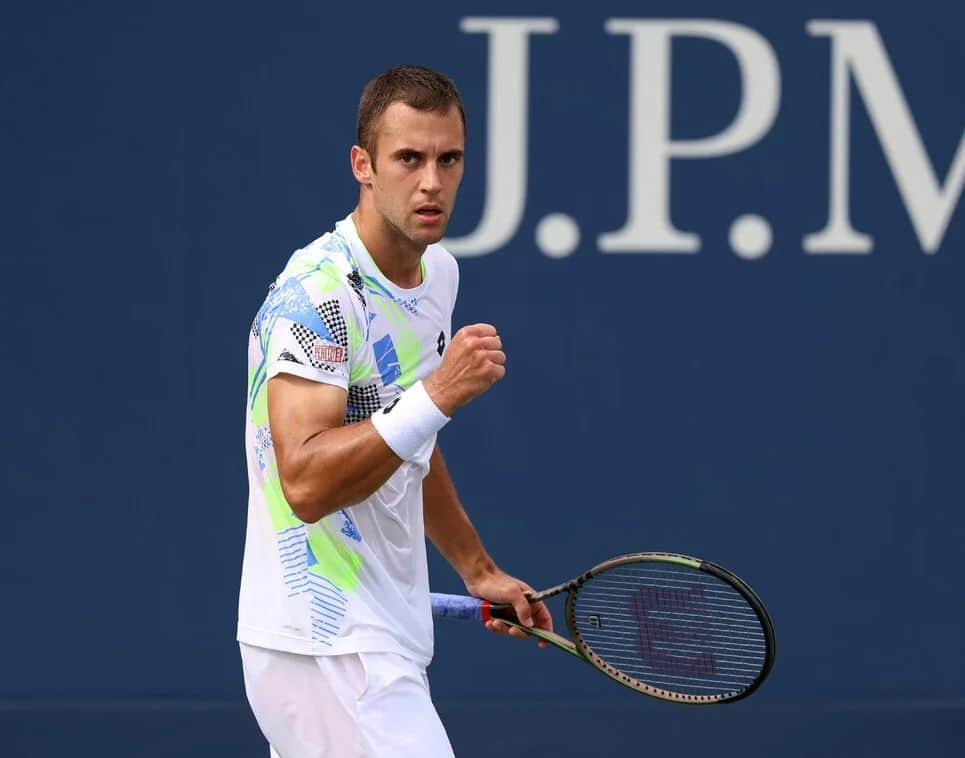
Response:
[423,445,497,586]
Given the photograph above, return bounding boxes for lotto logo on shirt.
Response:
[315,343,346,363]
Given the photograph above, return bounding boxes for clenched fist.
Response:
[423,324,505,416]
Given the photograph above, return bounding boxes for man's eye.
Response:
[400,153,417,165]
[440,154,460,166]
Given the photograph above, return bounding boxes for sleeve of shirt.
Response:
[260,269,363,391]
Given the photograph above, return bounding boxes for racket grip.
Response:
[430,593,490,622]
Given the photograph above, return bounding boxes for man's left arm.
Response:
[423,444,553,642]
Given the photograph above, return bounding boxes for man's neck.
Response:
[352,205,425,289]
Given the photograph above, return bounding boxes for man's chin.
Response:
[409,226,446,246]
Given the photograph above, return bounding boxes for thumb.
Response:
[511,589,534,628]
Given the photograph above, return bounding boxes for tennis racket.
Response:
[432,552,775,704]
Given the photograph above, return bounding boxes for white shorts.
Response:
[239,642,455,758]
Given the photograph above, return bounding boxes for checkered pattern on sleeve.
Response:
[317,300,348,348]
[286,323,331,371]
[282,297,351,372]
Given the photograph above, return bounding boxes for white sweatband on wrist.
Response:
[371,380,450,461]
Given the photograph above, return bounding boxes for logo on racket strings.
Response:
[633,585,717,677]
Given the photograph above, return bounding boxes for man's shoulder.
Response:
[281,228,356,281]
[254,228,366,330]
[275,227,367,302]
[425,240,457,267]
[424,242,459,292]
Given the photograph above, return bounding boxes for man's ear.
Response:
[350,145,374,185]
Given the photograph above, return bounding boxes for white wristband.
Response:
[371,381,450,461]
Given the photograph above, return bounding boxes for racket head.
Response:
[565,552,776,704]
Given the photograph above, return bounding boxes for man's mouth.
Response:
[415,206,443,219]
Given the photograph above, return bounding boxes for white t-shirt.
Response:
[238,214,459,666]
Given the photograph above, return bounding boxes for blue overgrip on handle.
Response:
[430,593,487,621]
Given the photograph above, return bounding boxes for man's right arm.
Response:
[267,375,402,522]
[269,323,505,524]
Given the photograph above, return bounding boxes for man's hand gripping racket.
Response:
[432,552,776,704]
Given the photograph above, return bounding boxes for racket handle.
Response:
[430,593,492,622]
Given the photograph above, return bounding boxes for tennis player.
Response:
[238,65,552,757]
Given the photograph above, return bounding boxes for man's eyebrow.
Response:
[440,149,464,159]
[390,147,424,158]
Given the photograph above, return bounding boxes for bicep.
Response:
[267,374,347,472]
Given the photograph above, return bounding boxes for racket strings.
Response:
[572,563,768,697]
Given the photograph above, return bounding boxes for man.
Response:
[238,65,552,757]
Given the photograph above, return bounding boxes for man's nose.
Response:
[420,163,442,193]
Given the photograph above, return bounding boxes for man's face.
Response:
[366,102,465,247]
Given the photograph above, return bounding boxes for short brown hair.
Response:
[356,65,467,162]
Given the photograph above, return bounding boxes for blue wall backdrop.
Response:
[2,0,963,755]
